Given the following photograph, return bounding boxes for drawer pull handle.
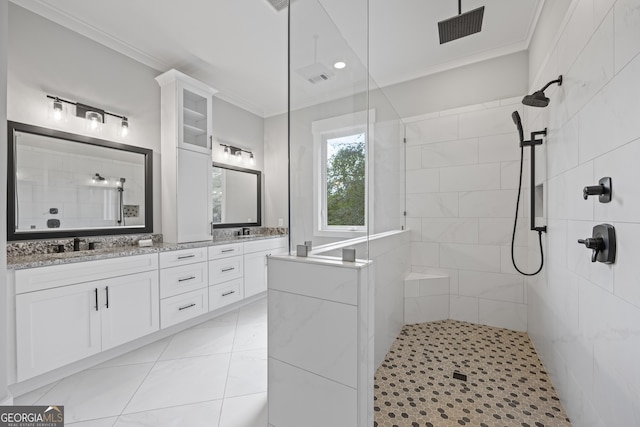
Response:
[177,254,196,260]
[178,276,196,282]
[94,288,99,311]
[221,249,235,253]
[222,291,236,297]
[105,286,109,309]
[221,267,235,272]
[178,303,196,311]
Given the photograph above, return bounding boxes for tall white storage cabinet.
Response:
[156,69,217,243]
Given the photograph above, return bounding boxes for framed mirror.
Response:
[212,162,261,228]
[7,121,153,240]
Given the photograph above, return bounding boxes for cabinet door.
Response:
[178,82,212,154]
[100,271,160,350]
[244,250,268,298]
[16,282,101,381]
[177,148,213,243]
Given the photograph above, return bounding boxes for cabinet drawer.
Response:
[160,288,208,329]
[160,262,208,298]
[159,247,208,268]
[209,279,243,312]
[209,256,243,285]
[243,237,288,254]
[15,254,158,294]
[209,243,243,259]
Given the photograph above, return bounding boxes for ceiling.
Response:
[11,0,543,117]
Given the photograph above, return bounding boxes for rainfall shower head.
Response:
[512,111,524,143]
[522,75,563,107]
[438,0,485,44]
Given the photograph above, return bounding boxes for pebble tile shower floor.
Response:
[374,320,572,427]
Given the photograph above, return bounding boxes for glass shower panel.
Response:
[289,0,370,253]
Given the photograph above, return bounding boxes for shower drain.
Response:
[452,372,468,382]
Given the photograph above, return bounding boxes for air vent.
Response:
[295,63,334,84]
[265,0,288,12]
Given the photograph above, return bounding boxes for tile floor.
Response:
[14,298,268,427]
[374,320,572,427]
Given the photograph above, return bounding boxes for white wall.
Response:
[404,98,530,332]
[212,97,264,170]
[381,51,529,119]
[264,113,288,227]
[527,0,640,425]
[7,4,162,233]
[1,0,10,404]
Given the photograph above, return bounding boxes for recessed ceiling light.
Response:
[333,61,346,70]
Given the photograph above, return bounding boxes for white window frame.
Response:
[312,110,375,238]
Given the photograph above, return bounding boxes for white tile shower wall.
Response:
[527,1,640,425]
[404,99,528,332]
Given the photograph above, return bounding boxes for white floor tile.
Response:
[114,400,222,427]
[95,338,171,369]
[233,321,267,352]
[159,325,235,360]
[192,310,239,329]
[122,354,231,414]
[66,417,118,427]
[13,380,59,405]
[224,349,267,398]
[35,364,154,423]
[237,299,267,326]
[219,392,267,427]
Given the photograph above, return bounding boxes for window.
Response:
[312,111,374,236]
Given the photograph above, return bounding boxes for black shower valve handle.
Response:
[577,237,605,262]
[583,185,604,200]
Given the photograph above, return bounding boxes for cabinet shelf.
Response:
[183,123,207,137]
[184,106,207,122]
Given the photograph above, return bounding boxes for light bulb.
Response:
[249,153,255,166]
[120,118,129,137]
[223,146,230,160]
[53,101,63,120]
[334,61,346,69]
[85,111,102,132]
[235,151,242,162]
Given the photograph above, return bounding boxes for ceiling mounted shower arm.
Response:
[458,0,462,15]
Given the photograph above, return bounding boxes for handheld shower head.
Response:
[512,111,524,143]
[522,75,563,108]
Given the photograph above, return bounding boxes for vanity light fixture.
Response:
[46,95,130,137]
[219,144,255,166]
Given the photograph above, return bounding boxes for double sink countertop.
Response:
[7,234,289,270]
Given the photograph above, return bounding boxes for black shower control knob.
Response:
[577,237,604,250]
[583,185,604,200]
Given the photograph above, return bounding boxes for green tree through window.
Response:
[326,133,366,227]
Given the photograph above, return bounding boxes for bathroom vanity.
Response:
[7,235,287,384]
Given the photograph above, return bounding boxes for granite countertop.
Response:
[8,234,288,270]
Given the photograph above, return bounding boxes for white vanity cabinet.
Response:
[208,243,244,311]
[156,69,217,243]
[244,237,287,298]
[159,247,209,328]
[14,254,159,381]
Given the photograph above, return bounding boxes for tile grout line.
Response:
[216,308,242,427]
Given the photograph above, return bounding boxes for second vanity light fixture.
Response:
[47,94,129,137]
[220,144,256,166]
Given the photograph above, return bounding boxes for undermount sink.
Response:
[235,234,263,239]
